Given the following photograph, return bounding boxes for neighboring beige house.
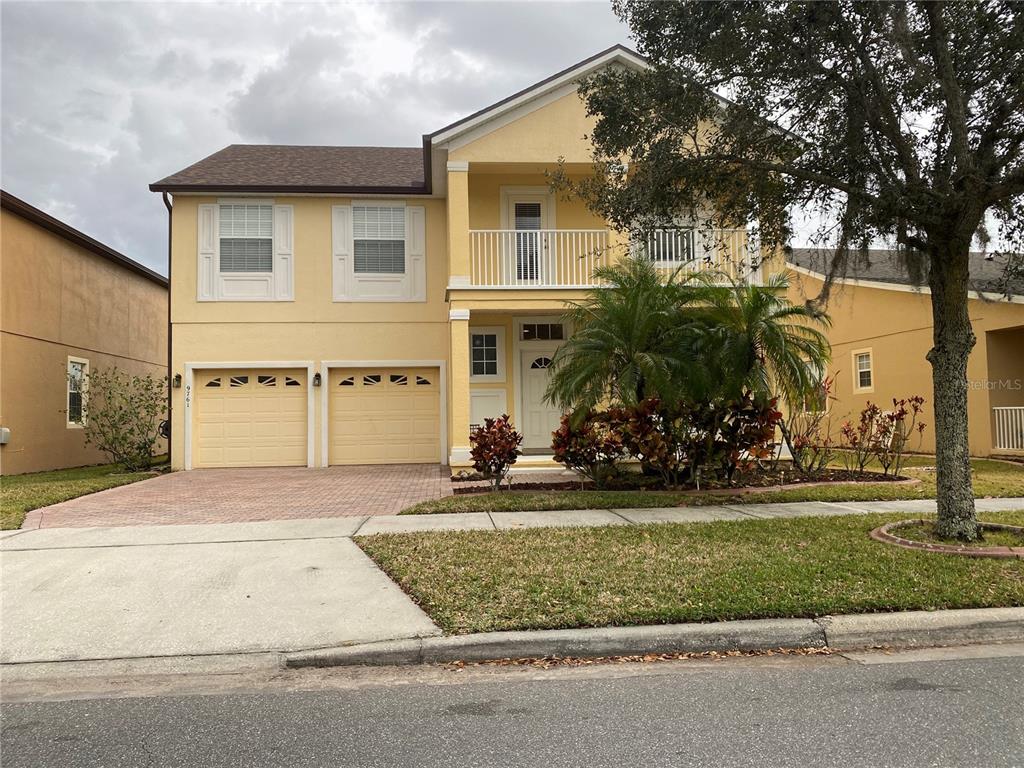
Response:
[151,45,771,472]
[0,190,169,475]
[787,249,1024,457]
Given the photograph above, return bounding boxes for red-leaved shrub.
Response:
[551,410,627,488]
[470,414,523,490]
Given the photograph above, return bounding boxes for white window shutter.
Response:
[406,205,426,302]
[273,204,294,300]
[197,204,217,300]
[332,205,353,300]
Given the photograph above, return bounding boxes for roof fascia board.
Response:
[148,183,430,195]
[161,190,442,199]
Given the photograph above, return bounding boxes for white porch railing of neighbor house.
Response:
[993,406,1024,451]
[469,229,611,288]
[467,228,760,288]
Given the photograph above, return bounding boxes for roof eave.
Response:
[149,183,431,195]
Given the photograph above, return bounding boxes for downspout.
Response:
[162,192,173,465]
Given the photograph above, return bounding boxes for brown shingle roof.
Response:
[150,144,428,193]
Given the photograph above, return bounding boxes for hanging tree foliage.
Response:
[563,1,1024,540]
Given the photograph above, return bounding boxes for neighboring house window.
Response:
[219,204,273,273]
[853,350,873,392]
[353,205,405,274]
[67,357,88,427]
[469,327,505,382]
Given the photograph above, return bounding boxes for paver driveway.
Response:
[22,465,452,529]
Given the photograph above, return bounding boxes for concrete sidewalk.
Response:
[3,497,1022,550]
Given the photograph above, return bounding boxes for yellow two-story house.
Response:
[151,45,760,471]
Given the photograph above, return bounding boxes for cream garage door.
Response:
[329,368,440,465]
[194,369,307,468]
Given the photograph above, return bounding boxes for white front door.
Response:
[519,350,562,450]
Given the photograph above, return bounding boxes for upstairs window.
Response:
[219,204,273,273]
[353,205,405,274]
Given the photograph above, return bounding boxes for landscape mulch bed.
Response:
[451,468,910,495]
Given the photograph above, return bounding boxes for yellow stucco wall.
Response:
[787,267,1024,456]
[1,209,168,474]
[169,196,451,469]
[449,91,599,165]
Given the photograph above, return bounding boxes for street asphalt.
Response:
[2,645,1021,767]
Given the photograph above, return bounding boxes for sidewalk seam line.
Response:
[350,516,370,537]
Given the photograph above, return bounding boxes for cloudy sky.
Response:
[2,1,630,273]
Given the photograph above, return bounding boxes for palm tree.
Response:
[545,257,706,411]
[686,271,831,407]
[546,261,830,412]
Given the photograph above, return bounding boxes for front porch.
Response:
[448,307,572,467]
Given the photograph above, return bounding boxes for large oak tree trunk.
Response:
[926,240,979,541]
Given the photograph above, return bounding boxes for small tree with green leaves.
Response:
[70,367,167,472]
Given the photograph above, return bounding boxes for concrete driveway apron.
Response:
[0,518,439,664]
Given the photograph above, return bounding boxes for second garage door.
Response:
[329,367,441,465]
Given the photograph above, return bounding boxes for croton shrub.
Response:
[469,414,523,490]
[552,396,783,489]
[551,410,628,488]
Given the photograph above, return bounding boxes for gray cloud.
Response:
[2,1,629,273]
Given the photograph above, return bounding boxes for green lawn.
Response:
[358,510,1024,635]
[402,458,1024,514]
[1,462,163,530]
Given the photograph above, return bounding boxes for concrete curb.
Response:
[284,607,1024,668]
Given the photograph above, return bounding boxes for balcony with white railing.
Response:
[636,228,760,284]
[993,406,1024,451]
[468,229,611,288]
[466,228,760,288]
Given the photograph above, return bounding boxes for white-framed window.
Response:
[197,199,293,302]
[469,327,506,382]
[332,201,426,302]
[353,205,406,274]
[853,349,873,392]
[66,356,88,428]
[219,203,273,273]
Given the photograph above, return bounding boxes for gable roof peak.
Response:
[429,43,647,146]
